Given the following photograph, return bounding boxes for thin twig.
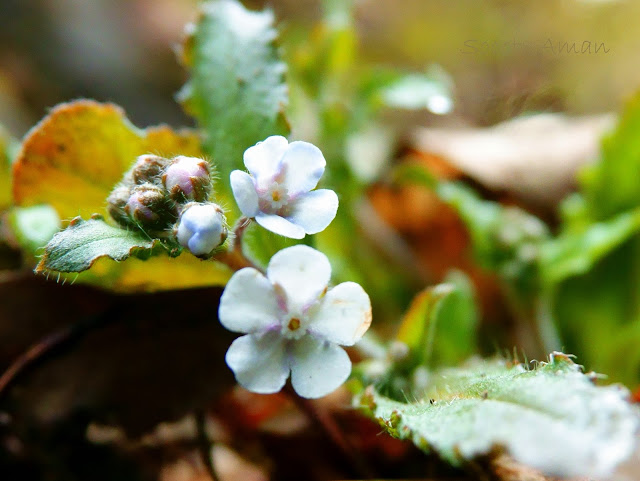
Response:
[195,410,219,481]
[0,303,123,401]
[284,384,374,479]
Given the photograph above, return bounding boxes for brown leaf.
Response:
[413,114,615,207]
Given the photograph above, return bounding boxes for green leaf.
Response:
[179,0,289,209]
[396,271,477,370]
[436,182,548,275]
[8,205,61,255]
[552,239,640,387]
[540,207,640,285]
[36,216,166,274]
[431,271,478,367]
[240,221,299,270]
[357,354,638,478]
[581,91,640,219]
[380,65,454,115]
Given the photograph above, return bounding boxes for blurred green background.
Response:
[2,0,640,138]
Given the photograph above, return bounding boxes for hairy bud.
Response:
[163,156,212,202]
[127,154,170,185]
[176,202,228,257]
[106,183,133,227]
[124,183,177,230]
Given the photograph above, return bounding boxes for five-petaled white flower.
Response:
[218,245,372,398]
[230,136,339,239]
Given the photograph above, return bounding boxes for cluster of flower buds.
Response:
[107,154,227,257]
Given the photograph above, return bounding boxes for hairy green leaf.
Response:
[36,216,166,274]
[357,354,638,478]
[179,0,289,209]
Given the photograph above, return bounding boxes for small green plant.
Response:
[2,1,640,479]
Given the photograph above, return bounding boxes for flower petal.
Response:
[280,141,326,196]
[225,332,290,394]
[219,268,281,333]
[290,336,351,398]
[267,245,331,315]
[230,170,260,218]
[255,213,306,239]
[243,135,289,180]
[309,282,372,346]
[287,189,339,234]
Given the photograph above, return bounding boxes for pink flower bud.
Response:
[163,156,212,202]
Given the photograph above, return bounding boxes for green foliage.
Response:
[379,65,454,114]
[357,354,638,478]
[581,92,640,219]
[547,94,640,385]
[179,0,289,210]
[9,205,61,255]
[36,216,168,274]
[240,221,299,270]
[539,207,640,285]
[437,182,549,275]
[396,271,477,370]
[356,274,477,401]
[553,242,640,385]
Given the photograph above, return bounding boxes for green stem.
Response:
[212,216,259,272]
[535,290,563,354]
[302,234,316,248]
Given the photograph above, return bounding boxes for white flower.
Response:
[218,245,372,398]
[230,136,339,239]
[176,203,227,256]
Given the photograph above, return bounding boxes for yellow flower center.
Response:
[287,317,301,331]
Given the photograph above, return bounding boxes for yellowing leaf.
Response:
[10,100,232,293]
[12,100,203,221]
[0,125,16,209]
[74,254,232,292]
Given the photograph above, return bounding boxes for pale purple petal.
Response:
[225,332,290,394]
[177,203,226,256]
[230,170,260,218]
[290,336,351,398]
[243,135,289,179]
[280,141,326,196]
[310,282,372,346]
[255,212,305,239]
[287,189,338,235]
[267,245,331,315]
[219,268,281,334]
